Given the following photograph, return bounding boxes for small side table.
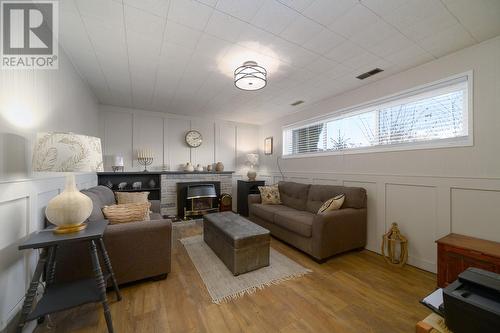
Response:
[17,220,121,333]
[237,180,265,216]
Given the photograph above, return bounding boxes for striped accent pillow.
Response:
[115,191,150,204]
[317,194,345,214]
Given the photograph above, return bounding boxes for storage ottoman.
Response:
[203,211,270,276]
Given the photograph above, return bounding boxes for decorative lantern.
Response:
[381,223,408,267]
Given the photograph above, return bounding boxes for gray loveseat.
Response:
[53,186,172,285]
[248,181,367,262]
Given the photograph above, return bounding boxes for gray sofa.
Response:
[53,186,172,285]
[248,181,367,262]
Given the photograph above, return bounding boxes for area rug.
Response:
[180,235,312,304]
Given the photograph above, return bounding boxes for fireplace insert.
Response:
[177,182,221,219]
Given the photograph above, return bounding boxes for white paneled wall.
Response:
[0,44,100,331]
[190,118,215,168]
[258,39,500,273]
[386,184,438,270]
[343,181,378,255]
[451,188,500,241]
[215,122,237,172]
[100,105,259,173]
[165,117,191,171]
[258,171,500,273]
[101,111,134,168]
[133,114,164,167]
[0,174,97,331]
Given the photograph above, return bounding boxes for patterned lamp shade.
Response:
[246,153,259,166]
[32,132,103,172]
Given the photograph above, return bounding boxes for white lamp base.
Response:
[45,173,93,234]
[247,169,257,181]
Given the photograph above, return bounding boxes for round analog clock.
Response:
[185,130,203,148]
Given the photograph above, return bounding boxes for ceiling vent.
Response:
[356,68,383,80]
[290,100,304,106]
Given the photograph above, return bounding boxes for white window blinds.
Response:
[283,74,470,157]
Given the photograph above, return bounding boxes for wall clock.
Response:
[185,130,203,148]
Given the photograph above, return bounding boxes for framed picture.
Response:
[264,137,273,155]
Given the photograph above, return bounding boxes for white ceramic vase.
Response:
[45,174,93,233]
[184,162,194,172]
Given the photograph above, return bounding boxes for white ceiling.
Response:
[59,0,500,124]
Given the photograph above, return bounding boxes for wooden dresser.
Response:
[436,233,500,287]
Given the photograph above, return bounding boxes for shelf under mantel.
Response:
[97,171,235,176]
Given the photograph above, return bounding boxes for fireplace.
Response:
[177,181,221,219]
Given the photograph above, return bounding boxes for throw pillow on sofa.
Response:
[115,191,149,204]
[103,202,151,224]
[258,184,282,205]
[318,194,345,214]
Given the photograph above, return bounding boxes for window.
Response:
[283,73,471,157]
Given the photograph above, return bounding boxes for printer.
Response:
[443,267,500,333]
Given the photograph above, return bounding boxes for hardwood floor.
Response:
[36,222,436,333]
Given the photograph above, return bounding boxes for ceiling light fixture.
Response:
[234,61,267,91]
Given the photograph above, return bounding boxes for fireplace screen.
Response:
[192,197,212,211]
[185,184,219,218]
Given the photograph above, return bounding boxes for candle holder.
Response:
[138,156,153,172]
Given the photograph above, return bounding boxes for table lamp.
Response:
[112,155,124,172]
[246,153,259,181]
[32,132,103,234]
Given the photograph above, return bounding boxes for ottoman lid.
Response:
[204,212,270,248]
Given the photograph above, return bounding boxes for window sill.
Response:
[282,136,473,159]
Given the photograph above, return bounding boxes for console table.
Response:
[17,220,121,333]
[436,233,500,288]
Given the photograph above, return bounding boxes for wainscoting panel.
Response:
[0,173,97,331]
[451,188,500,242]
[0,197,28,329]
[343,181,378,253]
[166,118,191,171]
[286,177,310,184]
[386,184,438,272]
[216,122,237,172]
[313,178,341,185]
[101,108,259,174]
[257,170,500,274]
[133,114,164,166]
[36,190,59,232]
[190,119,215,168]
[259,175,273,185]
[273,176,284,184]
[102,111,133,168]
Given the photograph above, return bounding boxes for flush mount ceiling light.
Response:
[234,61,267,91]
